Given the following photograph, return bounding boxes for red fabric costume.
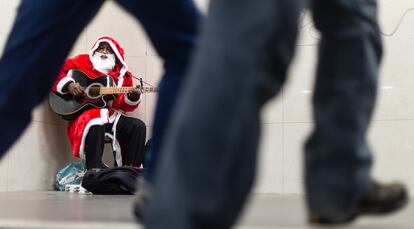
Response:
[52,36,141,163]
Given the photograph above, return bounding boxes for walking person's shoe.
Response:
[308,180,408,225]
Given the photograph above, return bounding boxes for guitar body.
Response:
[49,70,116,121]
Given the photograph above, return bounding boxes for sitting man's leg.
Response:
[116,116,147,167]
[84,125,106,170]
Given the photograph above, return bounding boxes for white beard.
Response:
[91,52,116,74]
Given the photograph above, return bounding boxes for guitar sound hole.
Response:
[88,86,100,97]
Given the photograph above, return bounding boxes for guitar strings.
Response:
[131,75,156,87]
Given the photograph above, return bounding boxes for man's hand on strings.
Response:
[127,85,142,101]
[68,82,85,97]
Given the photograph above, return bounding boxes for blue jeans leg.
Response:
[0,0,104,155]
[304,0,381,217]
[145,0,300,228]
[116,0,202,182]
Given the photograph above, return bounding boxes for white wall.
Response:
[1,0,414,194]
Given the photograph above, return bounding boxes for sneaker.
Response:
[308,180,408,225]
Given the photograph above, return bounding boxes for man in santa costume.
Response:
[52,36,146,170]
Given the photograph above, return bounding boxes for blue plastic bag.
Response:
[55,162,86,191]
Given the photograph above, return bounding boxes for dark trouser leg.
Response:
[304,0,381,217]
[0,0,104,156]
[116,116,146,167]
[145,0,301,228]
[84,125,105,170]
[115,0,201,182]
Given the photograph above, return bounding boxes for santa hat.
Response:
[89,36,129,83]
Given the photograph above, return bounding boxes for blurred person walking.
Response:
[145,0,408,228]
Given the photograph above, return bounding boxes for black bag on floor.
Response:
[81,167,142,195]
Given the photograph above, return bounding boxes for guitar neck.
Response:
[99,87,157,95]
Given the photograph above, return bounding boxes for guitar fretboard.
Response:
[99,87,157,95]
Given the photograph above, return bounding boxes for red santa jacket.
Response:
[52,36,141,163]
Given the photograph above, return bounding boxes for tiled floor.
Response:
[0,192,138,229]
[0,192,411,229]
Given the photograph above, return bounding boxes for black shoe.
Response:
[309,180,408,225]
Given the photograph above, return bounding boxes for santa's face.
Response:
[95,42,115,58]
[91,42,117,74]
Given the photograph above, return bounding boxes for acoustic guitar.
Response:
[49,69,157,121]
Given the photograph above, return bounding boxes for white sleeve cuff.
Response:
[124,93,142,106]
[56,76,75,94]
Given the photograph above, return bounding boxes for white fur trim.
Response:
[111,112,122,157]
[107,111,123,166]
[117,75,124,87]
[124,93,142,106]
[78,109,110,160]
[89,39,128,78]
[56,77,75,94]
[108,110,118,123]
